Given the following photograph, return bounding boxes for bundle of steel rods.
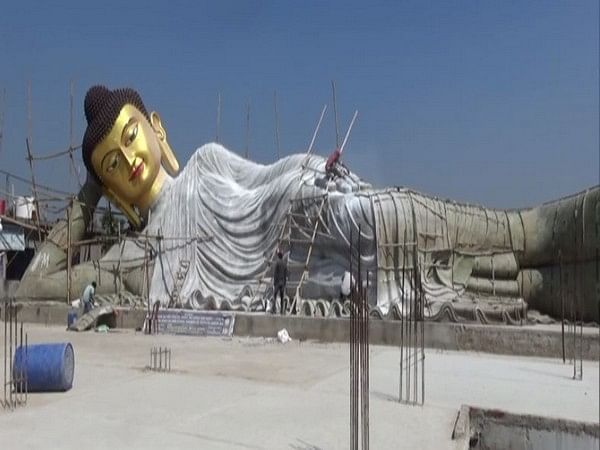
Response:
[398,227,425,405]
[149,346,171,372]
[557,210,586,380]
[349,226,369,450]
[2,297,28,410]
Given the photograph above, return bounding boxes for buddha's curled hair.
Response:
[82,86,149,183]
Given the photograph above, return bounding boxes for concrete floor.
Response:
[0,324,598,449]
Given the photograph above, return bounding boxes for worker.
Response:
[325,148,342,178]
[81,281,97,315]
[273,251,288,314]
[325,147,350,179]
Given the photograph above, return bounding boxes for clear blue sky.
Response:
[0,1,598,208]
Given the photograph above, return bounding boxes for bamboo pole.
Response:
[0,88,4,158]
[117,221,122,304]
[25,139,43,244]
[274,90,281,159]
[215,92,221,143]
[331,80,340,148]
[245,101,250,159]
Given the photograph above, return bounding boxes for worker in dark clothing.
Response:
[273,251,288,314]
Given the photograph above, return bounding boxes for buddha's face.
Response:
[90,104,164,207]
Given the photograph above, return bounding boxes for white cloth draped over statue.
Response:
[101,142,525,319]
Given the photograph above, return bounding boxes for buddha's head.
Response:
[82,86,179,228]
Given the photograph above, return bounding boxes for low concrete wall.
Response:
[233,314,599,360]
[5,303,599,360]
[3,303,147,330]
[453,405,600,450]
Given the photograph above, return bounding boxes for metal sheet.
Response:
[0,224,25,251]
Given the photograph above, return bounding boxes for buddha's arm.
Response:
[15,178,102,300]
[14,256,145,302]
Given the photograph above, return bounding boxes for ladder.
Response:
[252,194,329,314]
[285,194,328,315]
[252,204,293,309]
[169,259,190,308]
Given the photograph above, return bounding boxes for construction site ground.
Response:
[0,324,598,449]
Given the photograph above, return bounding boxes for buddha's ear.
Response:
[103,187,142,229]
[150,111,180,176]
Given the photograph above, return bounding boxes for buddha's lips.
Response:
[129,162,144,181]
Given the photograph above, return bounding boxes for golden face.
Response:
[91,104,165,208]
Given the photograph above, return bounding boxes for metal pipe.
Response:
[306,105,327,156]
[332,80,340,149]
[339,110,358,155]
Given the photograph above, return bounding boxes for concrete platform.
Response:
[0,324,598,449]
[9,302,600,360]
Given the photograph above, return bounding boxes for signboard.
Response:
[156,309,235,337]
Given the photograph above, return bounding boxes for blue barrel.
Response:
[67,309,78,328]
[13,343,75,392]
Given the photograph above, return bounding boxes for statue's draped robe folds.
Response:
[16,144,600,322]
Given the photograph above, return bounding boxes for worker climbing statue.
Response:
[15,86,600,323]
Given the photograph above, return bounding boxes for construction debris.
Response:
[277,328,292,344]
[68,304,115,332]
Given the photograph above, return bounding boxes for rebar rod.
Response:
[560,251,565,363]
[399,228,406,402]
[413,264,418,403]
[4,299,7,407]
[14,307,17,405]
[364,269,370,448]
[25,333,28,404]
[9,299,12,409]
[349,227,355,449]
[421,279,425,405]
[19,321,22,404]
[406,270,412,402]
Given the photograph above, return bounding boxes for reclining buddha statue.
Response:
[15,85,600,323]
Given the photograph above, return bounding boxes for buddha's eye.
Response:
[106,153,120,173]
[125,123,138,146]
